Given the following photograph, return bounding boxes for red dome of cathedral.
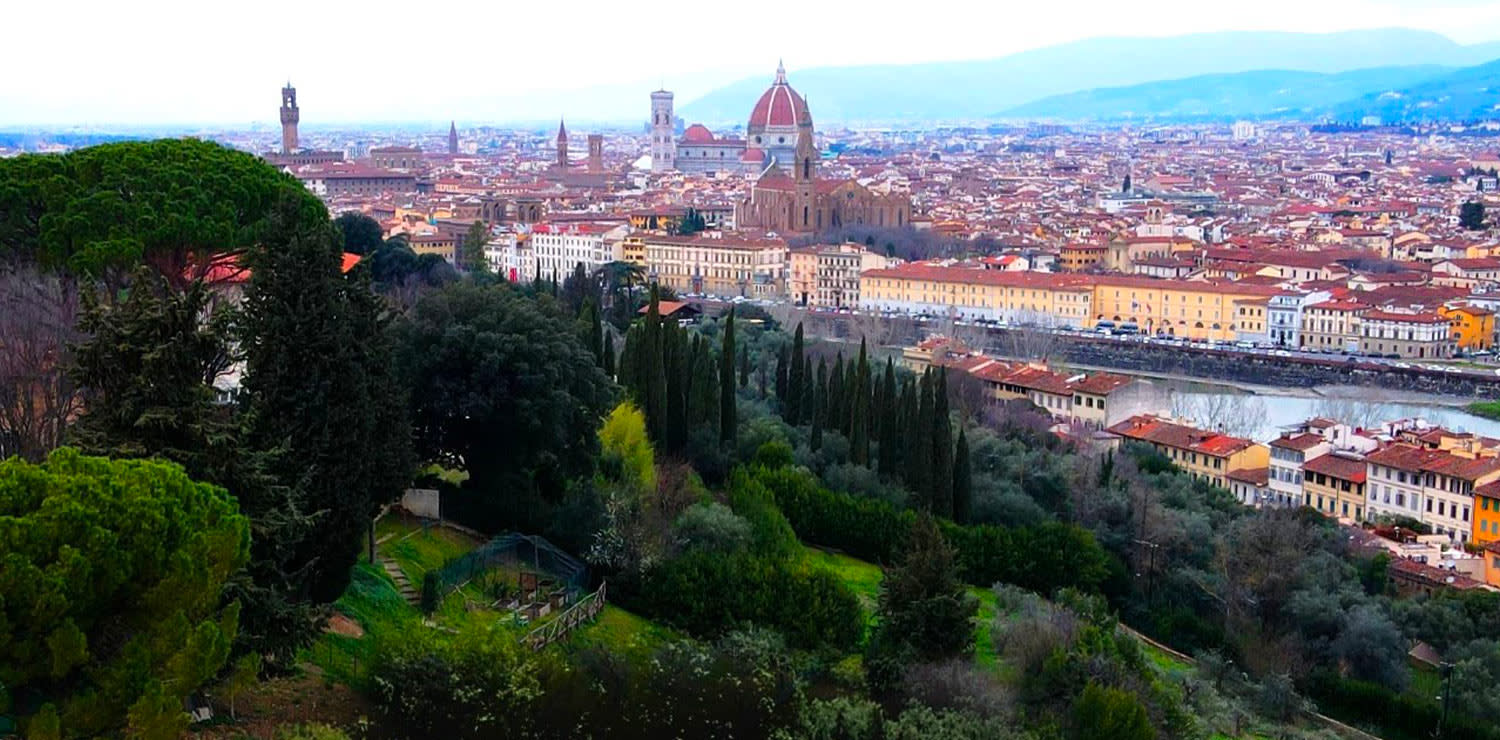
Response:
[682,123,716,143]
[747,61,809,134]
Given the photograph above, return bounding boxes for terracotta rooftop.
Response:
[1270,433,1326,451]
[1106,414,1256,458]
[1303,453,1368,483]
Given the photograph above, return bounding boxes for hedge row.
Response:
[628,551,864,652]
[743,465,1110,594]
[1305,673,1500,740]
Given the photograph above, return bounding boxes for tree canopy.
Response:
[395,282,614,525]
[241,195,413,605]
[0,139,320,285]
[1461,201,1487,231]
[0,449,249,739]
[332,211,385,256]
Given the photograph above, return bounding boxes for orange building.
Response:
[1484,540,1500,589]
[1060,243,1107,271]
[1474,480,1500,546]
[1440,304,1496,351]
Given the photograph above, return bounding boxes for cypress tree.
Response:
[664,321,687,452]
[684,335,703,428]
[720,308,737,443]
[799,353,816,431]
[738,343,750,388]
[827,353,845,437]
[909,370,935,510]
[953,426,972,524]
[757,349,769,398]
[691,336,719,435]
[877,359,899,478]
[787,323,805,425]
[603,331,616,378]
[931,367,955,519]
[775,345,790,410]
[581,299,604,365]
[843,357,860,437]
[896,376,916,484]
[644,285,667,443]
[617,324,638,392]
[242,196,412,609]
[811,358,827,451]
[850,339,871,466]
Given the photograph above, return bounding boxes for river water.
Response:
[1126,376,1500,442]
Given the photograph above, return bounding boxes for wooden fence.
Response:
[522,581,607,651]
[1117,624,1383,740]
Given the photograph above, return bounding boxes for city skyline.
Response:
[8,0,1500,126]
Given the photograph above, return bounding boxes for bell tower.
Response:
[555,119,569,170]
[587,134,603,171]
[650,89,676,173]
[793,106,817,231]
[448,121,459,155]
[279,82,299,155]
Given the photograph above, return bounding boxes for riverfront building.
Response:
[1107,414,1269,490]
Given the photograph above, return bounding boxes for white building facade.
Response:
[530,222,628,282]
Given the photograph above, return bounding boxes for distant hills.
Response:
[1000,66,1455,121]
[1003,59,1500,124]
[679,28,1500,125]
[1330,59,1500,123]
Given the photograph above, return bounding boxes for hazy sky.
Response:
[7,0,1500,127]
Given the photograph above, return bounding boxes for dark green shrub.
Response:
[626,551,862,652]
[420,574,441,615]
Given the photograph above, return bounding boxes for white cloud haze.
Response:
[5,0,1500,125]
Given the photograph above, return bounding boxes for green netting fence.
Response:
[425,532,588,600]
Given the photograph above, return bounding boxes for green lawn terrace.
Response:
[304,517,1323,740]
[305,516,663,684]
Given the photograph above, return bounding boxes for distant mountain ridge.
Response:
[679,29,1500,125]
[1331,58,1500,123]
[1000,66,1455,121]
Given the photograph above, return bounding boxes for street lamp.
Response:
[1435,661,1454,739]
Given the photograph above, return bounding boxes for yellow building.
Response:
[1302,452,1369,522]
[640,232,787,298]
[1107,414,1270,489]
[1440,304,1496,351]
[860,264,1094,325]
[628,207,685,232]
[408,233,458,264]
[858,265,1279,341]
[788,247,818,306]
[1059,243,1107,271]
[1233,296,1270,341]
[621,235,647,267]
[1089,276,1280,341]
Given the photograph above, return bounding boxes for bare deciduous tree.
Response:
[1003,309,1062,363]
[1312,393,1391,430]
[0,265,83,461]
[1169,391,1269,440]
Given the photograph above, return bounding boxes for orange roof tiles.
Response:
[1106,414,1255,458]
[1303,453,1367,483]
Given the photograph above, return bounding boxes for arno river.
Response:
[1128,375,1500,442]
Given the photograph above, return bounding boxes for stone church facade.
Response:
[736,109,912,235]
